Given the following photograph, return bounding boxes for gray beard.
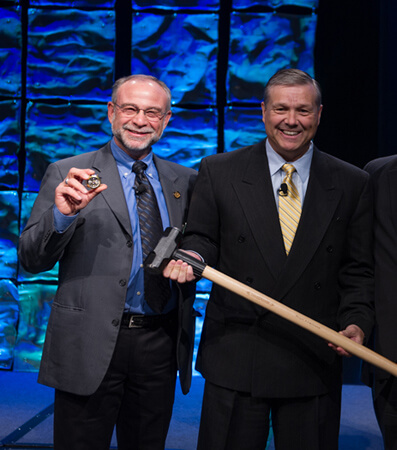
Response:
[112,125,162,155]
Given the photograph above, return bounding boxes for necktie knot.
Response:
[282,163,296,177]
[132,160,147,176]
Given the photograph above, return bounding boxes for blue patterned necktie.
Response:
[132,160,171,313]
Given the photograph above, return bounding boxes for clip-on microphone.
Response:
[278,183,288,196]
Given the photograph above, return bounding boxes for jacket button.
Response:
[126,240,133,248]
[326,245,333,253]
[119,279,126,287]
[314,282,321,290]
[112,319,119,327]
[246,277,253,285]
[238,235,245,243]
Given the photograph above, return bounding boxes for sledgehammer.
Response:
[145,227,397,377]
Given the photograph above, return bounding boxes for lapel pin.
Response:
[173,191,181,199]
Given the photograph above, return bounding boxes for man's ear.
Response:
[163,110,172,129]
[107,101,115,124]
[261,101,267,126]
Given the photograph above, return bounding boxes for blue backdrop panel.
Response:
[18,192,59,282]
[0,100,20,189]
[191,293,208,376]
[233,0,318,8]
[224,106,267,151]
[0,280,18,370]
[196,277,212,294]
[156,107,217,168]
[0,1,319,373]
[228,12,317,103]
[132,0,219,10]
[0,191,19,281]
[0,7,22,97]
[24,102,111,192]
[30,0,115,6]
[26,8,115,100]
[14,284,55,372]
[132,13,218,105]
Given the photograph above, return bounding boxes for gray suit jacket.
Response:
[18,142,198,395]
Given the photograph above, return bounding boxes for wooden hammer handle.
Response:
[203,266,397,377]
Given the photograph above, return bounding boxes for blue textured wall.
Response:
[0,0,318,371]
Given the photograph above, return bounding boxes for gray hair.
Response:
[111,75,172,110]
[263,69,322,109]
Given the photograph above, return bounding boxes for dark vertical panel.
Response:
[314,0,380,384]
[378,0,397,157]
[216,0,232,153]
[115,0,132,79]
[314,0,380,168]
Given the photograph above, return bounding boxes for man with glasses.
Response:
[18,75,198,450]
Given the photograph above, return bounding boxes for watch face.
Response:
[85,174,101,189]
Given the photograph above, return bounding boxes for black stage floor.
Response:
[0,371,383,449]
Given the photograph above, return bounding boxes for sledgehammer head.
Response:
[144,227,182,275]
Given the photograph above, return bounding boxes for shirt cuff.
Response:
[53,205,78,233]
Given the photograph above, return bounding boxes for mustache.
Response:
[122,124,153,133]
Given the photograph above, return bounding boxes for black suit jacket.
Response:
[18,142,198,396]
[183,139,374,398]
[363,155,397,397]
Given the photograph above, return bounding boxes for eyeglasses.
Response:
[113,103,169,122]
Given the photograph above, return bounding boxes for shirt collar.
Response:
[110,138,156,179]
[266,139,313,184]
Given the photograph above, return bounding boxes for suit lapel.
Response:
[154,155,185,227]
[89,148,187,237]
[387,165,397,232]
[91,143,132,236]
[271,149,342,299]
[231,141,286,281]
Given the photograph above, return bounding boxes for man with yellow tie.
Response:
[164,68,374,450]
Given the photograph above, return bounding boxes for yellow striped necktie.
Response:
[278,163,302,255]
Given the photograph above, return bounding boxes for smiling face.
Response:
[107,78,171,160]
[261,83,323,162]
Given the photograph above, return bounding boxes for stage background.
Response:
[0,0,393,382]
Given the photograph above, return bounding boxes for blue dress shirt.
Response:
[53,138,175,315]
[266,140,313,209]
